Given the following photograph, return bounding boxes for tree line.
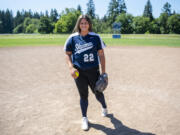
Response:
[0,0,180,34]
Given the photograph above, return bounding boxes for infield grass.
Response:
[0,34,180,47]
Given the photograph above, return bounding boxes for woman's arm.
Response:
[65,51,79,79]
[98,49,106,74]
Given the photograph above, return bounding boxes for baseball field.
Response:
[0,34,180,135]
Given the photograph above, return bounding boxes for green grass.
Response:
[0,34,67,47]
[0,34,180,47]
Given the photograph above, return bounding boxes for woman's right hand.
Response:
[70,67,79,79]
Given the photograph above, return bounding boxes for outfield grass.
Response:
[0,34,180,47]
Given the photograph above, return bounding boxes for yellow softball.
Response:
[75,71,79,77]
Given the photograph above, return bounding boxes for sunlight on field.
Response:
[0,34,69,39]
[100,34,180,39]
[0,34,180,47]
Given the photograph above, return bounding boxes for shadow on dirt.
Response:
[89,114,155,135]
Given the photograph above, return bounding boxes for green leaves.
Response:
[54,9,80,33]
[115,13,133,34]
[143,0,153,21]
[132,16,150,34]
[38,17,53,34]
[87,0,96,19]
[167,14,180,34]
[162,2,172,16]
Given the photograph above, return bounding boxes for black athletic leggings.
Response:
[74,66,107,117]
[74,66,102,98]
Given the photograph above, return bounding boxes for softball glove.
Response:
[94,73,108,93]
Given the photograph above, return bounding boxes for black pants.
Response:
[74,66,107,117]
[74,66,103,99]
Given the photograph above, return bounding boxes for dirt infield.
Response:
[0,46,180,135]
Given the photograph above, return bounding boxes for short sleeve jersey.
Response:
[64,32,106,70]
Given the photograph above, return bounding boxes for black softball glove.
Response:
[94,73,108,93]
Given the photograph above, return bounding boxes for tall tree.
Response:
[13,24,24,33]
[33,12,40,19]
[14,10,30,28]
[117,0,127,14]
[143,0,153,21]
[167,14,180,34]
[25,18,40,33]
[115,13,133,34]
[23,17,32,28]
[0,9,14,33]
[159,13,169,34]
[107,0,119,24]
[149,19,160,34]
[0,10,5,33]
[55,8,81,33]
[45,10,49,17]
[162,2,172,16]
[50,9,58,22]
[38,16,53,34]
[172,10,176,15]
[25,10,33,18]
[40,11,44,17]
[77,5,82,14]
[133,16,150,34]
[86,0,95,19]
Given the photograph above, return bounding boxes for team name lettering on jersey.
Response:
[75,42,93,54]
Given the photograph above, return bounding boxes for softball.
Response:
[75,71,79,77]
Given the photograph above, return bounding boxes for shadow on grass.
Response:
[89,114,155,135]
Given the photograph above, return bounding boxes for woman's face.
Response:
[79,19,89,33]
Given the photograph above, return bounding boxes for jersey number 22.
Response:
[84,53,94,62]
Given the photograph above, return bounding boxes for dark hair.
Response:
[73,14,92,33]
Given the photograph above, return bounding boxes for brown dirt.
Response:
[0,46,180,135]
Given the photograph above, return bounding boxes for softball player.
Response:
[64,15,108,131]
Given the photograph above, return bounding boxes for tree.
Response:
[117,0,127,14]
[100,16,113,33]
[133,16,150,34]
[107,0,119,24]
[24,10,33,18]
[24,18,40,33]
[172,10,176,15]
[13,24,24,33]
[13,9,34,29]
[162,2,171,16]
[45,10,49,17]
[24,17,32,28]
[167,14,180,34]
[14,10,24,28]
[0,18,3,33]
[0,9,14,33]
[33,12,40,19]
[0,10,5,33]
[40,11,44,17]
[25,24,36,33]
[50,9,58,22]
[91,16,108,33]
[77,5,83,14]
[86,0,95,19]
[149,19,160,34]
[13,17,40,33]
[159,13,169,34]
[143,0,153,21]
[115,13,133,34]
[55,8,80,33]
[38,16,53,33]
[107,0,127,26]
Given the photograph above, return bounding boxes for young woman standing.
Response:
[64,15,108,131]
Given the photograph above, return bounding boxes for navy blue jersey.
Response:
[64,32,106,70]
